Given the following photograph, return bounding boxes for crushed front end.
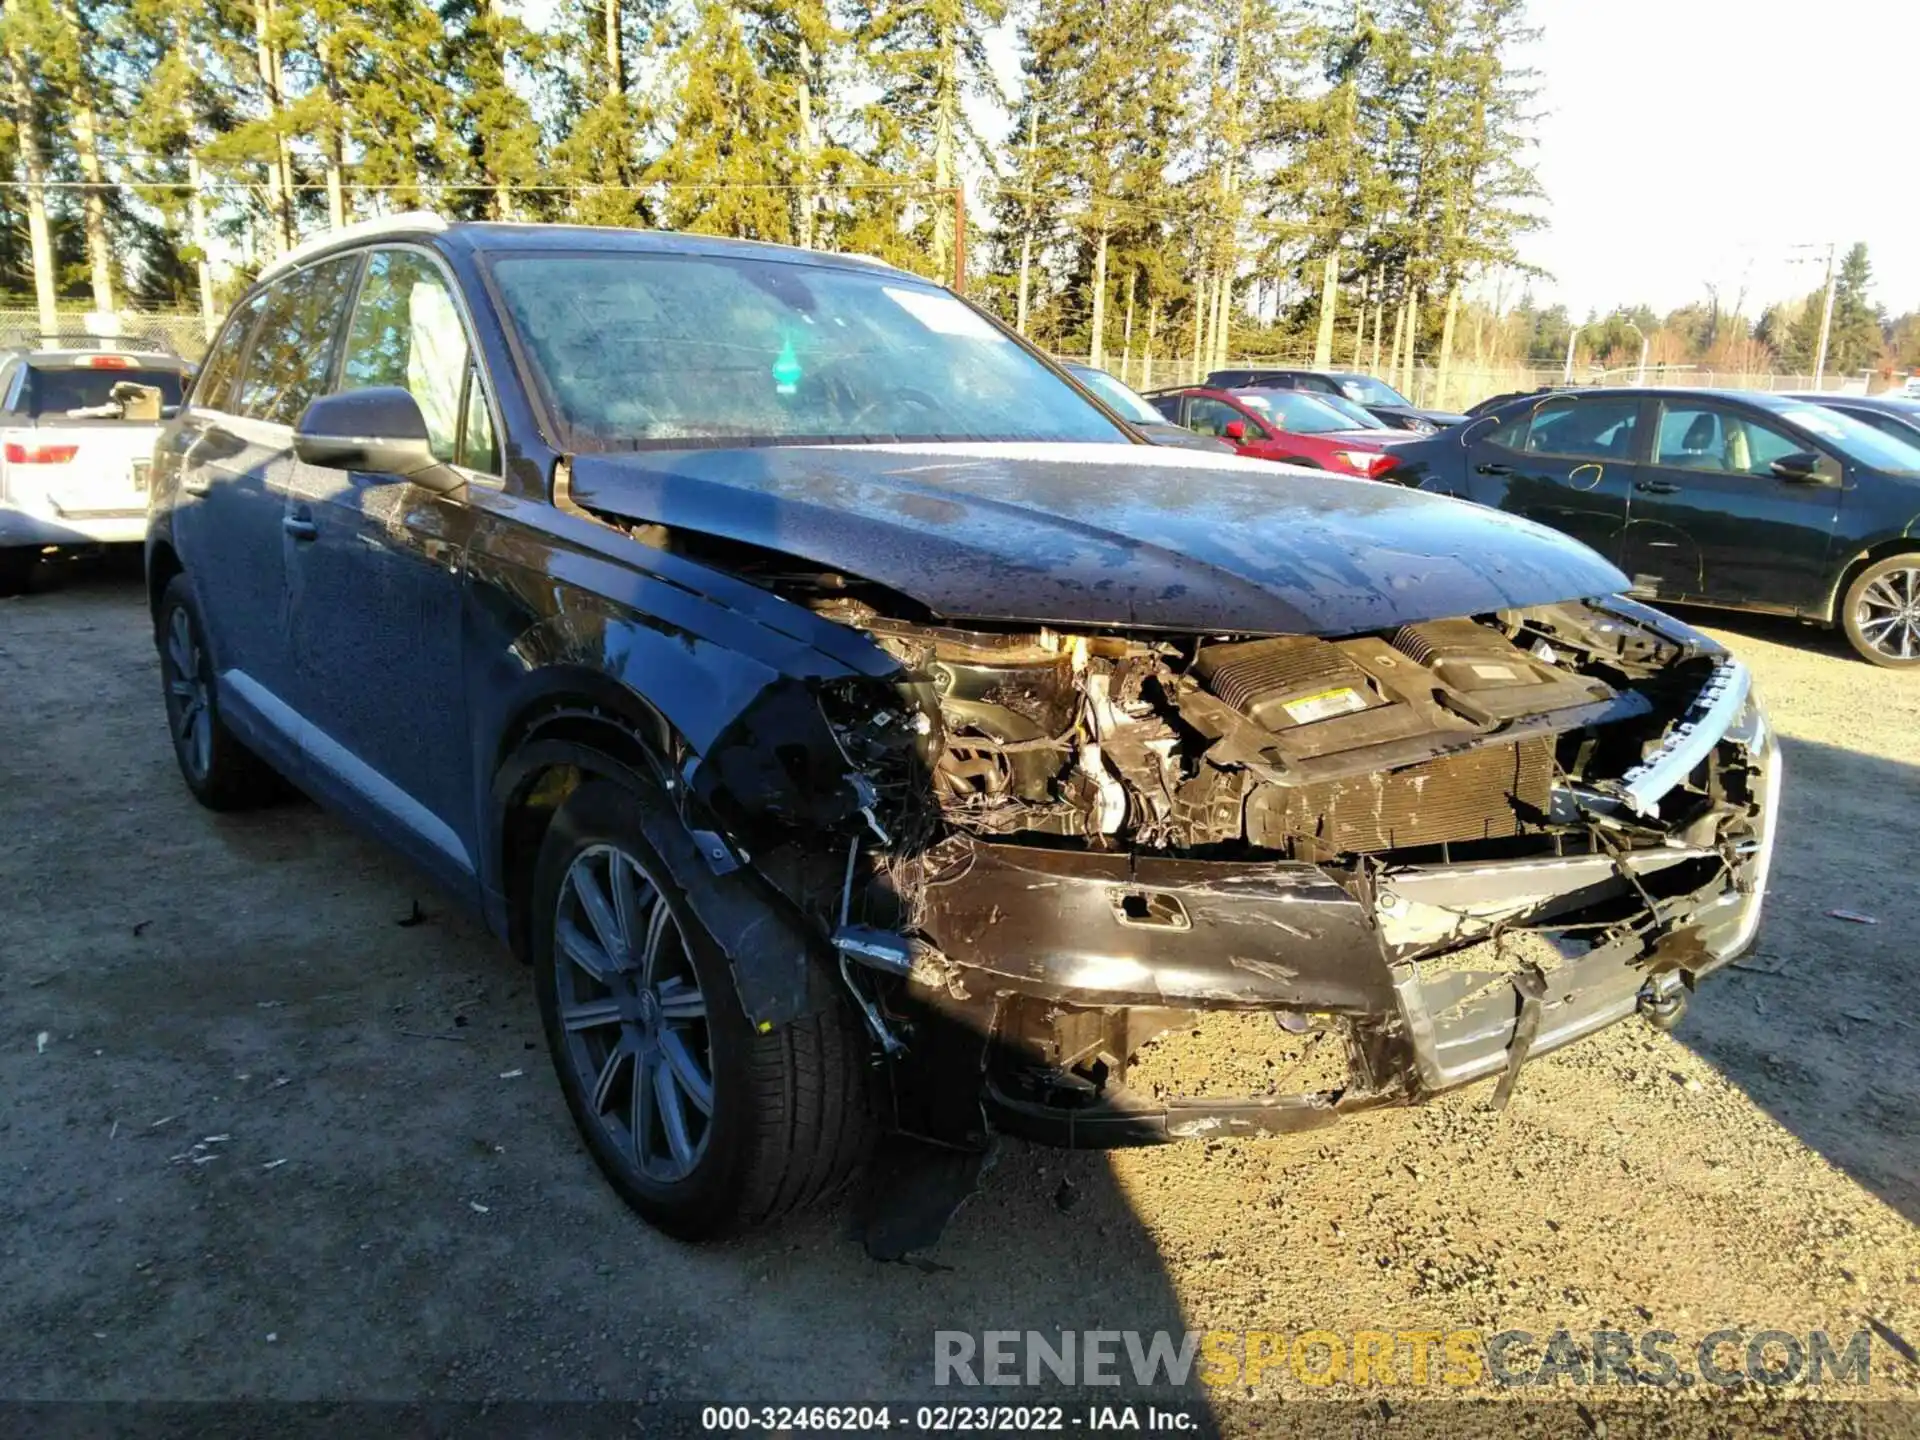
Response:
[696,569,1780,1150]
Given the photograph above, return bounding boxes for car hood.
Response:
[569,441,1630,635]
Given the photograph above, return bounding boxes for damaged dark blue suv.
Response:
[148,217,1780,1238]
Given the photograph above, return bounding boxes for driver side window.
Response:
[1186,397,1247,438]
[339,249,474,465]
[1655,405,1808,478]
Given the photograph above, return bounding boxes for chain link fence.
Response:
[0,308,214,361]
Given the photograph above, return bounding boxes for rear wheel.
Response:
[157,575,285,809]
[1840,556,1920,668]
[531,778,875,1239]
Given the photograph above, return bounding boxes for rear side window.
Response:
[339,249,473,463]
[1497,397,1640,461]
[195,293,265,412]
[26,365,185,417]
[235,256,360,426]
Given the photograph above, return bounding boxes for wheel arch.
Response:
[1822,535,1920,626]
[146,536,184,627]
[487,673,830,1030]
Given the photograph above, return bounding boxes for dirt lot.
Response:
[2,557,1917,1430]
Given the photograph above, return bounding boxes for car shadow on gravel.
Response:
[1669,733,1920,1227]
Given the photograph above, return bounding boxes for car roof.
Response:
[1480,386,1864,414]
[1787,392,1920,414]
[260,215,927,288]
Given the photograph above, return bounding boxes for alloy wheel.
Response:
[1854,567,1920,661]
[164,606,213,780]
[552,844,713,1183]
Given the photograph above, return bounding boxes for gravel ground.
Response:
[2,557,1916,1433]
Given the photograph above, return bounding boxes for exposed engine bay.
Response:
[828,598,1727,867]
[592,516,1779,1152]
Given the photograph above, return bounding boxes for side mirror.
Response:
[1223,419,1247,442]
[294,387,464,494]
[1769,451,1831,484]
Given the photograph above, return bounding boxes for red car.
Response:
[1147,385,1417,478]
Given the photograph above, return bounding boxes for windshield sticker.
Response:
[883,287,1008,342]
[771,336,803,395]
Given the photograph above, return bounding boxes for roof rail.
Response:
[257,211,450,285]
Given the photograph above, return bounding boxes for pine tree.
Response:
[648,0,793,240]
[851,0,1003,283]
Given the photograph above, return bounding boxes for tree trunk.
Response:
[322,55,347,229]
[5,39,59,337]
[56,0,115,312]
[188,155,218,339]
[1351,272,1368,369]
[1088,223,1109,370]
[929,26,957,280]
[1387,287,1406,385]
[1369,293,1383,373]
[796,43,816,249]
[1402,289,1420,399]
[1191,271,1208,381]
[1120,268,1136,384]
[604,0,624,96]
[255,0,293,253]
[1212,267,1231,372]
[1435,284,1460,411]
[1312,247,1339,369]
[1014,106,1037,335]
[1143,302,1157,389]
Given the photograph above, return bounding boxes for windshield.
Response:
[1068,366,1164,424]
[28,365,184,418]
[490,252,1128,448]
[1310,392,1388,430]
[1232,389,1356,436]
[1337,375,1412,408]
[1780,404,1920,475]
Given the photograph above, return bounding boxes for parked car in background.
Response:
[1380,387,1920,666]
[147,217,1780,1240]
[1148,385,1418,477]
[1064,363,1232,452]
[1203,367,1468,432]
[0,338,192,593]
[1793,392,1920,449]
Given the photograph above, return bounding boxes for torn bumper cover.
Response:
[893,666,1780,1148]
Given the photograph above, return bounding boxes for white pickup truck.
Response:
[0,342,194,593]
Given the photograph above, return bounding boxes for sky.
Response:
[1516,0,1919,321]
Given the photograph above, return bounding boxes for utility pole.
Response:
[1811,242,1837,389]
[1562,324,1580,383]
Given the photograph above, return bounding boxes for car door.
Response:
[1184,395,1264,453]
[1618,399,1841,611]
[282,245,501,893]
[161,287,310,763]
[1460,394,1641,564]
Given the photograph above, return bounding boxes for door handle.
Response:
[1634,479,1680,495]
[283,513,319,542]
[1475,462,1513,476]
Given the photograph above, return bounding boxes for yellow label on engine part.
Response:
[1281,686,1369,724]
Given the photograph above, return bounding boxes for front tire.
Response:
[156,575,284,809]
[1840,556,1920,668]
[0,548,34,597]
[531,778,875,1239]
